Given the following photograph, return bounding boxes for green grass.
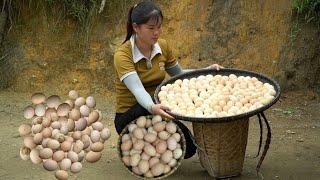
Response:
[293,0,320,26]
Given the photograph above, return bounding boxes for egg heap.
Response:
[158,74,276,118]
[19,90,111,180]
[120,115,184,178]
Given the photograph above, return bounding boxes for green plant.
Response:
[293,0,320,25]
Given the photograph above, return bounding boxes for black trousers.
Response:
[114,103,197,159]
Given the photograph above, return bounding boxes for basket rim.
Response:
[154,68,281,123]
[117,115,187,179]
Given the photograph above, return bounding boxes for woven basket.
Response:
[154,68,281,123]
[193,117,249,178]
[117,115,187,179]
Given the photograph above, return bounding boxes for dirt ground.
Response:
[0,89,319,180]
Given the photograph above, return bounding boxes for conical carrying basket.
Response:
[193,118,249,178]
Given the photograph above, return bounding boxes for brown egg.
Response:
[133,128,144,140]
[54,133,65,143]
[71,162,82,173]
[41,117,51,128]
[153,122,166,132]
[31,124,43,134]
[47,139,60,150]
[100,128,111,141]
[148,157,160,168]
[75,97,86,107]
[88,111,99,125]
[156,140,167,154]
[60,124,69,135]
[24,136,36,149]
[32,116,43,125]
[122,156,130,166]
[33,133,43,145]
[158,131,170,140]
[30,149,42,164]
[61,141,72,152]
[145,170,154,178]
[144,133,157,143]
[51,121,61,129]
[55,170,68,180]
[67,119,75,131]
[67,151,79,163]
[64,99,74,109]
[75,118,87,131]
[81,127,91,136]
[79,105,90,117]
[130,154,141,167]
[165,122,177,134]
[73,140,84,154]
[92,122,104,131]
[46,95,61,109]
[167,137,177,151]
[41,138,50,148]
[19,146,31,161]
[145,119,152,128]
[60,158,72,171]
[34,103,46,116]
[31,93,46,104]
[41,128,52,138]
[43,159,58,171]
[171,133,181,142]
[121,134,130,142]
[44,108,56,119]
[136,116,147,128]
[90,130,100,143]
[121,140,132,152]
[138,160,149,174]
[163,164,171,174]
[78,150,85,162]
[85,151,102,163]
[53,150,65,162]
[81,134,91,149]
[141,152,151,161]
[68,90,79,100]
[144,145,156,157]
[86,96,96,108]
[18,124,31,136]
[50,112,59,121]
[57,103,71,117]
[151,163,164,177]
[69,109,80,120]
[91,142,104,152]
[161,150,173,164]
[72,131,82,140]
[133,139,144,151]
[39,148,53,159]
[132,166,143,175]
[151,115,162,125]
[24,106,35,119]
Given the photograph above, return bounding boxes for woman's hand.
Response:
[151,104,174,120]
[209,64,224,70]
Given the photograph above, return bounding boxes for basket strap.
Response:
[255,113,263,158]
[256,111,272,174]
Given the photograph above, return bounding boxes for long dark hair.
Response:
[123,1,163,44]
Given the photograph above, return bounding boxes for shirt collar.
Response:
[130,34,162,63]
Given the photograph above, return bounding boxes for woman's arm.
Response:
[123,73,174,119]
[165,63,224,77]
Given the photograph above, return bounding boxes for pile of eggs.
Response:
[19,90,111,180]
[158,74,276,118]
[119,115,184,178]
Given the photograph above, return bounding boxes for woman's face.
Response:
[134,18,162,46]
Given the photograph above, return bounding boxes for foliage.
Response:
[293,0,320,25]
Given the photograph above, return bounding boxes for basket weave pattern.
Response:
[193,118,249,178]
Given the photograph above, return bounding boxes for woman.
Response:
[113,1,223,159]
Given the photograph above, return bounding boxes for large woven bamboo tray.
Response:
[154,68,281,123]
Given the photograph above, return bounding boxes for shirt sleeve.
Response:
[114,51,136,81]
[164,40,178,69]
